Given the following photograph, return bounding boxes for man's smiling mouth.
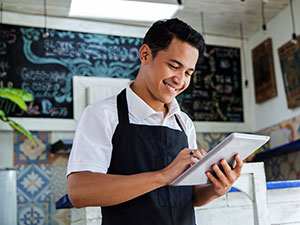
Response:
[163,81,181,93]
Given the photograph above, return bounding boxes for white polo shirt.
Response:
[67,84,198,176]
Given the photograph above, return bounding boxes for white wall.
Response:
[0,131,14,168]
[247,0,300,132]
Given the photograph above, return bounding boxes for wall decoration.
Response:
[278,35,300,109]
[252,38,277,103]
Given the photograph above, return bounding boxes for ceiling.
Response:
[1,0,290,39]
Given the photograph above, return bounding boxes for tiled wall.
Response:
[255,115,300,181]
[14,131,70,225]
[257,115,300,143]
[196,132,229,151]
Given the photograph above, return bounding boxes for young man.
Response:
[67,18,243,225]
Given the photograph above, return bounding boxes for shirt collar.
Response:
[126,82,181,121]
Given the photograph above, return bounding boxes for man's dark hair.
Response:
[143,18,206,58]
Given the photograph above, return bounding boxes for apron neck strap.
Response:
[117,88,130,124]
[175,114,185,134]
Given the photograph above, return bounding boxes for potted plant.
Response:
[0,87,37,145]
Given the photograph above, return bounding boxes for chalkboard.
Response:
[177,46,243,122]
[0,24,243,122]
[0,24,142,118]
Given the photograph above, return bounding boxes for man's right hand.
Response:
[160,148,207,185]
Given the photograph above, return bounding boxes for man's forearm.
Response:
[193,185,220,207]
[68,171,166,208]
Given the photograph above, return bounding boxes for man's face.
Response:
[143,37,199,105]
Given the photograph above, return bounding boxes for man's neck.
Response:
[130,82,167,116]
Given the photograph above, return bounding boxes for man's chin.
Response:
[162,96,176,105]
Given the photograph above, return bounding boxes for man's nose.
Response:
[172,72,185,85]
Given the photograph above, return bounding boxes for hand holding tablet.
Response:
[170,133,270,186]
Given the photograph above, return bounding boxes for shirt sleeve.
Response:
[67,104,117,176]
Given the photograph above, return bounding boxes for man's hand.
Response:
[206,154,243,197]
[160,148,206,185]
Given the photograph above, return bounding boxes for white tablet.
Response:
[170,133,270,186]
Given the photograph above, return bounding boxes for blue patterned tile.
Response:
[51,164,68,202]
[17,164,51,203]
[17,165,31,204]
[18,202,50,225]
[14,132,50,165]
[17,188,32,204]
[51,198,71,225]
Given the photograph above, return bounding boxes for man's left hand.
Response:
[206,154,243,197]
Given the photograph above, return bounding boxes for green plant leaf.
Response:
[8,120,38,145]
[0,88,36,145]
[0,90,28,111]
[0,88,33,101]
[5,88,34,102]
[0,109,5,117]
[0,110,9,122]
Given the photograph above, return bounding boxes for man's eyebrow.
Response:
[169,59,195,71]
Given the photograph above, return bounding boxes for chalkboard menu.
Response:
[0,24,243,122]
[178,46,243,122]
[0,24,142,118]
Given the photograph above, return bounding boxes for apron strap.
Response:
[117,88,130,124]
[175,114,186,135]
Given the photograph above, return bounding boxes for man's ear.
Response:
[139,44,152,64]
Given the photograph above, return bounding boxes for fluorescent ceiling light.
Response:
[69,0,180,22]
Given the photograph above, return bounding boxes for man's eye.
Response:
[185,72,192,76]
[168,64,178,69]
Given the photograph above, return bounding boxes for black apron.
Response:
[101,89,195,225]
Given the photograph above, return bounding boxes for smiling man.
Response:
[67,18,243,225]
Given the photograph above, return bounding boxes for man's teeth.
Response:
[165,83,176,91]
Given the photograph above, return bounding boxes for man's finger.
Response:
[220,159,232,177]
[193,149,204,160]
[212,164,229,186]
[199,148,207,156]
[206,171,220,186]
[234,154,243,175]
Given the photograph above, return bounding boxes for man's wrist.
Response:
[153,170,169,187]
